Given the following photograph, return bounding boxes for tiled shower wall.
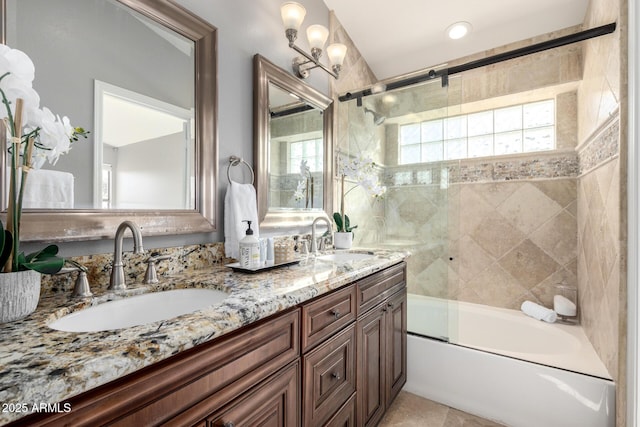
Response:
[384,158,579,311]
[332,25,585,312]
[575,0,625,422]
[448,178,577,310]
[577,119,621,379]
[329,12,386,235]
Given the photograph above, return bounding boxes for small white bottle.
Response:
[239,220,260,268]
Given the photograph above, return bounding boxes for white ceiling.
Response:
[103,94,187,147]
[323,0,590,80]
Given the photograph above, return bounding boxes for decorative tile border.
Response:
[383,152,579,187]
[577,118,619,175]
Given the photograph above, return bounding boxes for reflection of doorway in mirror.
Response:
[94,81,195,210]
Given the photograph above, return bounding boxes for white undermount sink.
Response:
[316,252,376,263]
[49,288,229,332]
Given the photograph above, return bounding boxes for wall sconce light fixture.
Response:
[280,2,347,79]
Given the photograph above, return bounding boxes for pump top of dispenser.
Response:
[242,220,254,235]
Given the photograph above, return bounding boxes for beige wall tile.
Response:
[530,210,577,266]
[470,215,526,260]
[465,264,528,309]
[499,239,561,290]
[496,183,562,235]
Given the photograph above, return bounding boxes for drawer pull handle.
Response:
[331,372,341,380]
[330,309,341,319]
[382,307,388,312]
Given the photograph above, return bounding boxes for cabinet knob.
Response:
[223,422,235,427]
[330,309,341,319]
[331,372,341,380]
[388,302,394,308]
[382,307,388,312]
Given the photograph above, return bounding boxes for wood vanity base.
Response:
[8,262,406,427]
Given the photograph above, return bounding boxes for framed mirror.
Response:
[253,54,333,230]
[0,0,217,242]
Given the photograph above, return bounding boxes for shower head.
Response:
[364,107,386,126]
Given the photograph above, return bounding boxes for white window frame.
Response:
[398,99,556,165]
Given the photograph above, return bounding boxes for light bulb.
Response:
[446,21,472,40]
[326,43,347,66]
[280,2,306,31]
[306,24,329,50]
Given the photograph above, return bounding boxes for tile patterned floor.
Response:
[379,391,506,427]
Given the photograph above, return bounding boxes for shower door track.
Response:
[338,22,616,102]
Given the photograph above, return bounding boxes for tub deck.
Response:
[405,295,615,427]
[408,294,611,379]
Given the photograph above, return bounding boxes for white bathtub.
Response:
[404,295,616,427]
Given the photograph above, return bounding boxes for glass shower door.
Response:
[336,74,461,342]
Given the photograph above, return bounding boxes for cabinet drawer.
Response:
[325,393,356,427]
[303,324,356,427]
[206,361,299,427]
[111,310,299,427]
[357,262,406,314]
[301,285,357,353]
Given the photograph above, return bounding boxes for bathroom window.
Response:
[399,99,555,164]
[288,138,323,174]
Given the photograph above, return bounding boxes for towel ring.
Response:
[227,156,255,184]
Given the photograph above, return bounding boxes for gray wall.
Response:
[114,132,188,209]
[20,0,331,256]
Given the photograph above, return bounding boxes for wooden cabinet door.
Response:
[325,393,356,427]
[207,362,299,427]
[356,305,386,427]
[385,289,407,406]
[303,324,357,426]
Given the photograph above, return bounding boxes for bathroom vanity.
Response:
[0,251,407,427]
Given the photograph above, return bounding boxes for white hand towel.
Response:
[224,181,259,259]
[22,169,74,209]
[521,300,557,323]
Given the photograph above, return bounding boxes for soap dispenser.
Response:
[239,220,260,268]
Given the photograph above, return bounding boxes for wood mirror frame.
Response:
[253,54,333,231]
[0,0,218,242]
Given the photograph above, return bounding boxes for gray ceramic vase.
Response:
[0,270,41,323]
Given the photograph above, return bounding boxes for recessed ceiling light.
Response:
[446,21,472,40]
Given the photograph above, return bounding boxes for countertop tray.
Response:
[225,259,300,274]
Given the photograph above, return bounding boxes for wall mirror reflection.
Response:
[268,82,324,210]
[0,0,217,241]
[253,54,333,230]
[95,81,195,210]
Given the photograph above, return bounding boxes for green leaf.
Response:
[344,215,351,231]
[0,229,12,271]
[332,213,358,232]
[18,245,64,274]
[332,212,343,232]
[24,244,58,262]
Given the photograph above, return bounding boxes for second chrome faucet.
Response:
[108,221,144,291]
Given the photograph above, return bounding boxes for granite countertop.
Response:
[0,249,408,425]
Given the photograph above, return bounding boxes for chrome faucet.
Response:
[108,221,144,291]
[311,216,333,254]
